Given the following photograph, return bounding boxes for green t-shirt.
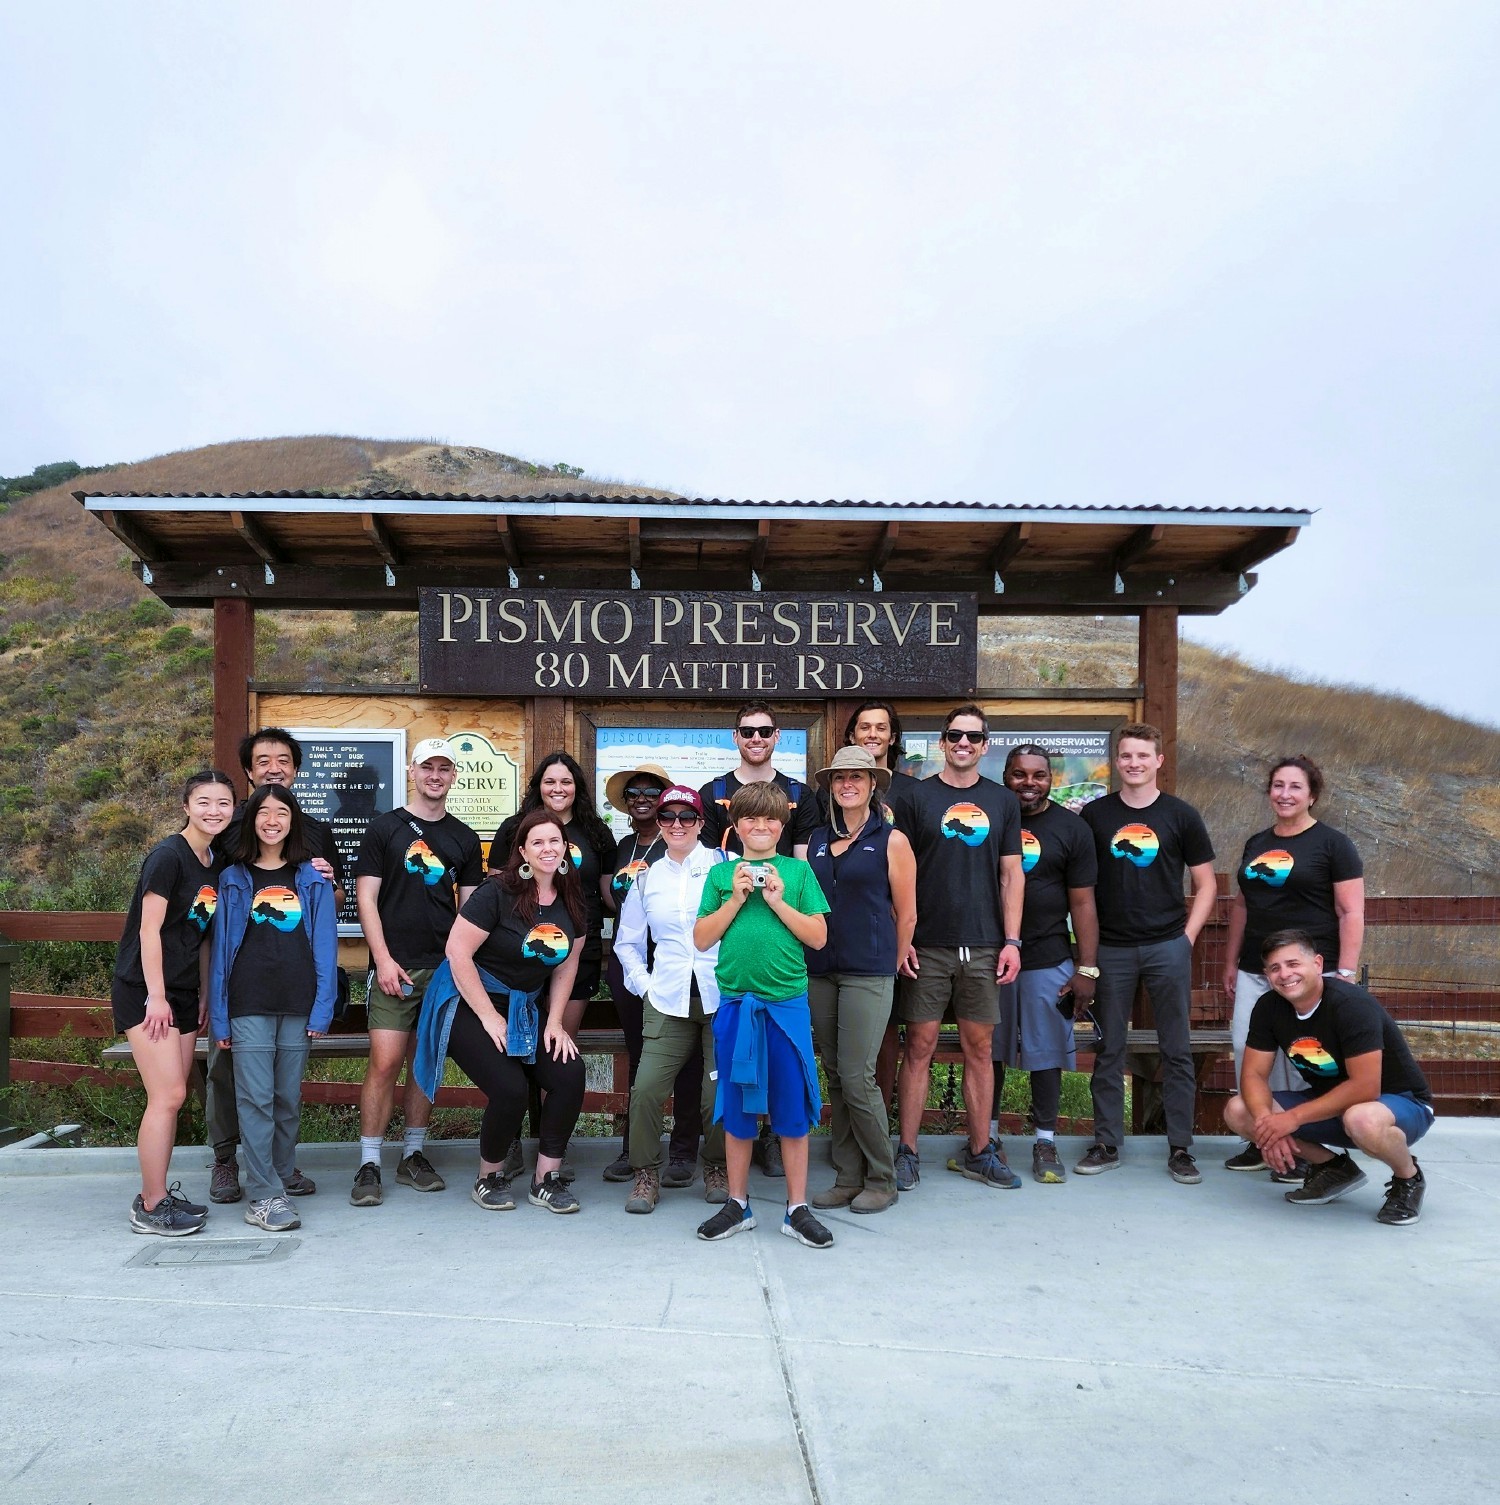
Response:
[697,855,830,1003]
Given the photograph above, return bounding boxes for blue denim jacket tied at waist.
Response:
[413,958,542,1101]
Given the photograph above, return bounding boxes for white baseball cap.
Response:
[411,737,457,767]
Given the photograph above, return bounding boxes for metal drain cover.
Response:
[127,1237,299,1268]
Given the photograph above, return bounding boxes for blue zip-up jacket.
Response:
[207,861,339,1041]
[412,958,542,1101]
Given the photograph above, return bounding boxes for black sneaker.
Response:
[781,1204,834,1249]
[501,1140,525,1181]
[894,1143,920,1191]
[396,1150,446,1193]
[697,1199,756,1241]
[472,1172,516,1211]
[1284,1152,1367,1206]
[529,1171,580,1214]
[350,1161,383,1207]
[1375,1162,1425,1226]
[1223,1143,1267,1172]
[753,1126,785,1178]
[163,1181,208,1219]
[1075,1143,1120,1175]
[1270,1156,1311,1185]
[602,1149,634,1183]
[661,1158,697,1189]
[1167,1148,1202,1184]
[130,1193,204,1237]
[209,1156,242,1204]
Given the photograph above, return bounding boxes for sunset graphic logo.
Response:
[941,803,990,847]
[568,842,583,872]
[523,923,569,966]
[1020,830,1042,873]
[1288,1036,1339,1077]
[611,860,651,898]
[1244,849,1294,887]
[188,886,218,932]
[250,885,303,932]
[1110,824,1160,867]
[404,840,445,886]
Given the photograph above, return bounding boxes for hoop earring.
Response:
[518,861,533,880]
[557,858,570,874]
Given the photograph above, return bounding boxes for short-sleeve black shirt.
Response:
[112,835,222,1001]
[1017,800,1098,970]
[491,814,609,962]
[698,769,821,856]
[458,880,579,997]
[1246,976,1430,1103]
[895,774,1024,948]
[1236,822,1363,970]
[610,830,668,905]
[1082,791,1215,947]
[355,807,485,969]
[227,862,316,1018]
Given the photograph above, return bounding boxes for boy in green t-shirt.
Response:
[693,781,833,1248]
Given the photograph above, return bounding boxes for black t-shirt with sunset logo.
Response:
[111,834,222,1004]
[227,862,315,1018]
[610,830,667,904]
[1081,791,1215,946]
[491,814,609,965]
[1235,822,1363,970]
[1015,799,1098,970]
[895,773,1023,948]
[356,807,485,969]
[1246,976,1430,1103]
[458,879,579,997]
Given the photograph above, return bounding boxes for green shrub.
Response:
[130,598,172,627]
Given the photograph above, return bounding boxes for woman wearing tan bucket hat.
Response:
[804,746,916,1213]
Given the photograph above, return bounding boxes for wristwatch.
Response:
[1075,965,1101,980]
[1336,969,1356,980]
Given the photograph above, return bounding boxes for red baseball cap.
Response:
[655,785,704,816]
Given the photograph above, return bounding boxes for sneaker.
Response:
[1270,1157,1310,1185]
[1223,1143,1267,1172]
[130,1193,204,1237]
[283,1167,317,1197]
[1284,1152,1368,1206]
[1075,1143,1120,1175]
[947,1140,1022,1189]
[1375,1162,1425,1226]
[471,1172,516,1211]
[753,1126,785,1178]
[1031,1140,1067,1184]
[781,1203,834,1248]
[501,1140,525,1181]
[894,1143,921,1191]
[558,1157,577,1185]
[244,1196,300,1232]
[850,1187,898,1214]
[350,1161,383,1207]
[702,1164,730,1204]
[697,1199,755,1241]
[625,1167,660,1214]
[602,1149,635,1183]
[1167,1148,1202,1184]
[209,1157,242,1204]
[661,1158,697,1190]
[810,1183,861,1210]
[529,1171,581,1214]
[396,1150,446,1193]
[164,1181,209,1218]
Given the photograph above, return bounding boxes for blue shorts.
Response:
[713,1000,817,1139]
[1273,1089,1435,1149]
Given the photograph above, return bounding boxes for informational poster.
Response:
[594,726,809,839]
[899,725,1111,811]
[288,727,406,934]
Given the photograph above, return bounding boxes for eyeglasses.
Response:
[622,786,663,800]
[658,810,702,826]
[736,724,776,739]
[943,729,987,744]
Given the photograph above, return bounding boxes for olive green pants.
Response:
[808,973,897,1194]
[628,994,726,1171]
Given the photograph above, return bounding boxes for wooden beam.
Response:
[987,521,1032,573]
[641,522,760,543]
[1112,524,1165,575]
[360,512,403,567]
[1219,526,1299,576]
[0,912,126,942]
[96,509,167,563]
[751,519,771,573]
[628,517,641,573]
[229,510,285,564]
[1138,607,1179,792]
[213,597,255,797]
[872,521,900,572]
[496,515,522,568]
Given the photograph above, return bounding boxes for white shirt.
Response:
[614,845,724,1017]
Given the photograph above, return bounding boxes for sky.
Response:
[3,3,1496,726]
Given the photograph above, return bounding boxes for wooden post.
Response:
[529,696,571,768]
[213,598,255,795]
[1137,606,1179,792]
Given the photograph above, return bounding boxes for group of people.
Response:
[109,700,1435,1244]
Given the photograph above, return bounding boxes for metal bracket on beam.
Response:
[1238,572,1249,595]
[630,568,641,590]
[1113,572,1125,595]
[508,568,519,589]
[993,572,1005,595]
[263,562,276,585]
[871,571,884,593]
[751,570,762,592]
[385,564,396,588]
[141,563,154,586]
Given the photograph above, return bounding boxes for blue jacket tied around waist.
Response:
[412,959,543,1101]
[718,991,822,1126]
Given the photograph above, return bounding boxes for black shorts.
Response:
[111,981,200,1035]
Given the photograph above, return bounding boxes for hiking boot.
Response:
[245,1196,300,1232]
[947,1140,1022,1189]
[1375,1162,1425,1226]
[529,1171,581,1214]
[1284,1152,1367,1206]
[850,1187,898,1214]
[697,1200,755,1241]
[350,1161,383,1207]
[894,1143,920,1191]
[283,1167,317,1197]
[661,1158,697,1190]
[1270,1157,1310,1185]
[602,1149,634,1183]
[396,1150,446,1193]
[1224,1142,1267,1172]
[209,1157,242,1204]
[1167,1148,1202,1184]
[1032,1140,1067,1184]
[781,1204,834,1248]
[625,1167,660,1214]
[501,1140,525,1181]
[130,1193,204,1237]
[1075,1143,1120,1175]
[164,1181,209,1218]
[472,1172,516,1211]
[753,1126,785,1178]
[810,1184,861,1210]
[702,1164,730,1204]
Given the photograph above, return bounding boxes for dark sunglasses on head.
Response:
[943,729,987,744]
[623,785,664,800]
[736,724,776,738]
[658,810,702,826]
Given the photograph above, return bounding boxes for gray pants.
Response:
[205,1039,239,1155]
[1090,935,1196,1151]
[628,996,725,1172]
[809,973,897,1194]
[229,1014,310,1202]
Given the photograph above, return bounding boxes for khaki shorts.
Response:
[366,965,436,1034]
[899,947,1000,1026]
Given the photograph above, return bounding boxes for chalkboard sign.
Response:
[288,728,407,935]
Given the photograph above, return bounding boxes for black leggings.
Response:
[447,1003,586,1162]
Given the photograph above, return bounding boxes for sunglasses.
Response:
[658,810,702,826]
[736,724,777,739]
[623,786,664,800]
[943,729,987,744]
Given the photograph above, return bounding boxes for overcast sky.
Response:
[3,3,1496,725]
